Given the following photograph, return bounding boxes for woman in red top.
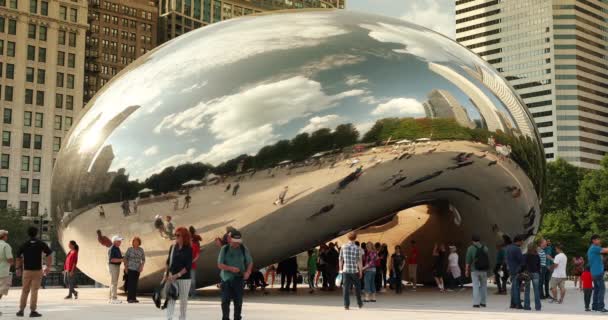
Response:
[64,240,79,299]
[189,226,201,298]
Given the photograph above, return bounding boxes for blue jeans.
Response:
[342,272,363,308]
[592,274,605,311]
[471,271,487,305]
[524,273,541,310]
[539,266,547,298]
[221,277,244,320]
[510,274,521,307]
[364,270,376,294]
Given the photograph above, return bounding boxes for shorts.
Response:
[550,277,566,290]
[0,275,11,295]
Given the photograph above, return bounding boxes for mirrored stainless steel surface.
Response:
[52,10,545,291]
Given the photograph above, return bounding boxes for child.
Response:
[582,266,593,311]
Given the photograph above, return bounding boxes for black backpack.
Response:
[474,245,489,271]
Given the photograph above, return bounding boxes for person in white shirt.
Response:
[549,243,567,304]
[0,230,14,316]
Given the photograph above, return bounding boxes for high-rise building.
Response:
[158,0,345,43]
[84,0,158,103]
[455,0,608,169]
[0,0,87,217]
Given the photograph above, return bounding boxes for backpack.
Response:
[474,245,489,271]
[222,244,249,276]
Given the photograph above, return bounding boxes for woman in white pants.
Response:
[163,227,193,320]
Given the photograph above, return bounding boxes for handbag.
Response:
[518,271,531,283]
[157,245,178,309]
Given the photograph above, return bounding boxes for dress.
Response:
[448,252,461,278]
[432,251,446,278]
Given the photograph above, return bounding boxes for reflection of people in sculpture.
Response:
[97,230,112,247]
[121,200,130,216]
[165,216,175,240]
[99,205,105,218]
[224,184,231,192]
[264,264,276,288]
[349,158,360,168]
[274,186,289,205]
[382,170,404,185]
[173,198,179,211]
[183,194,191,209]
[332,166,363,194]
[232,183,240,196]
[133,199,138,213]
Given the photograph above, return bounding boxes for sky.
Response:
[347,0,456,39]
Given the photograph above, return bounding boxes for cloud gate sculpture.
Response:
[51,10,545,291]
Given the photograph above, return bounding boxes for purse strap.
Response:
[166,245,175,276]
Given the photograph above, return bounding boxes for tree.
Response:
[0,208,30,252]
[545,158,585,213]
[577,157,608,240]
[309,128,333,152]
[332,123,359,148]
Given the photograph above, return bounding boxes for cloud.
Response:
[144,145,159,156]
[345,75,368,86]
[138,148,197,179]
[195,125,278,165]
[371,98,425,117]
[156,76,365,138]
[400,0,455,39]
[299,115,343,134]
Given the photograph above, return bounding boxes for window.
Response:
[8,19,15,35]
[38,47,46,62]
[39,26,47,41]
[22,133,31,149]
[53,137,61,152]
[0,154,8,169]
[4,86,12,101]
[0,201,6,209]
[0,17,4,33]
[31,202,39,216]
[54,115,62,130]
[28,24,36,39]
[5,64,13,79]
[68,53,75,68]
[65,117,72,130]
[60,6,67,20]
[29,0,37,13]
[67,74,74,89]
[0,40,3,55]
[34,113,43,128]
[34,135,42,149]
[26,67,34,82]
[66,95,73,110]
[27,45,35,61]
[21,156,29,171]
[35,91,44,106]
[37,69,45,84]
[33,157,41,172]
[56,73,64,87]
[58,31,66,45]
[1,131,9,147]
[25,89,33,104]
[7,42,15,57]
[55,94,63,108]
[2,109,10,124]
[70,8,77,22]
[24,112,32,126]
[68,32,76,47]
[19,201,27,215]
[0,177,8,192]
[20,179,28,194]
[32,179,39,194]
[41,1,48,15]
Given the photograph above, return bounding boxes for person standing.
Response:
[217,230,252,320]
[339,232,363,310]
[447,245,463,291]
[581,266,593,312]
[523,243,541,311]
[494,243,507,294]
[544,239,555,299]
[571,255,584,290]
[107,235,124,304]
[549,243,567,304]
[124,237,145,303]
[537,239,548,299]
[380,243,389,289]
[505,235,524,309]
[232,183,240,196]
[307,249,317,293]
[316,245,328,290]
[15,226,52,317]
[465,234,489,308]
[164,227,193,320]
[63,241,79,300]
[326,243,339,291]
[165,216,175,240]
[391,245,405,294]
[587,234,608,312]
[407,240,418,291]
[362,242,378,302]
[0,230,13,316]
[432,243,446,292]
[189,227,201,298]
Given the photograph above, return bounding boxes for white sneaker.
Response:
[110,299,122,304]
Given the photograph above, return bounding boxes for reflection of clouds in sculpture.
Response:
[195,125,277,165]
[299,54,366,77]
[345,75,368,86]
[355,121,375,136]
[371,97,425,117]
[299,115,343,134]
[138,148,197,180]
[156,76,365,139]
[144,146,159,156]
[180,81,208,94]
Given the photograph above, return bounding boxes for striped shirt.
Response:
[340,242,361,274]
[538,247,546,267]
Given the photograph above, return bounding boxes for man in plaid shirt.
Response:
[339,232,363,310]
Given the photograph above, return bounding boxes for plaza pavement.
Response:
[0,283,597,319]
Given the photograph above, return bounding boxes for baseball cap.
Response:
[230,230,242,243]
[111,235,124,242]
[0,230,8,237]
[472,234,480,242]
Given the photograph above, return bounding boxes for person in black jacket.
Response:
[325,243,339,291]
[162,227,192,320]
[278,257,298,292]
[523,243,541,311]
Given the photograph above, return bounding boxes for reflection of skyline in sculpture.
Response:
[423,89,475,129]
[50,11,544,292]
